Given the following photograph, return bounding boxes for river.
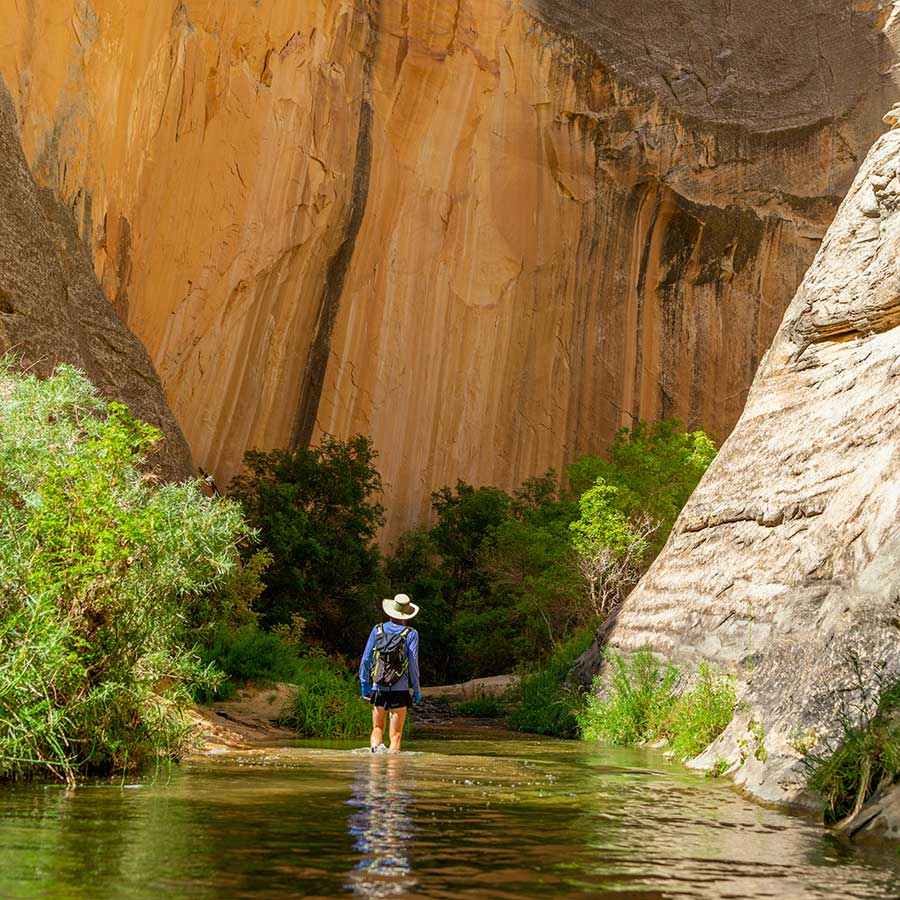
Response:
[1,727,898,899]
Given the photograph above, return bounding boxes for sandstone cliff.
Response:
[596,105,900,840]
[0,78,193,480]
[1,2,898,537]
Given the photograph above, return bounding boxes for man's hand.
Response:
[413,690,422,705]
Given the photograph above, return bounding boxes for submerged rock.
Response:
[588,103,900,835]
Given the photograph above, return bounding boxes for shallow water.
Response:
[1,728,898,899]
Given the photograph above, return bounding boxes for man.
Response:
[359,593,421,752]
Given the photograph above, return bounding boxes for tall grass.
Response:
[507,629,592,737]
[280,657,371,738]
[667,663,736,759]
[578,648,736,759]
[453,695,506,718]
[578,647,680,744]
[196,622,373,739]
[805,666,900,824]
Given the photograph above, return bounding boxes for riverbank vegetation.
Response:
[281,657,372,738]
[0,364,247,783]
[0,359,717,778]
[803,659,900,824]
[578,648,736,760]
[206,417,713,701]
[507,629,593,737]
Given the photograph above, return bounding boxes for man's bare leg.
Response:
[370,705,387,749]
[388,707,408,752]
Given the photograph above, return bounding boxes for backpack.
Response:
[371,624,412,687]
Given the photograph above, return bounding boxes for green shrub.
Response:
[667,663,736,759]
[197,626,302,701]
[453,695,505,718]
[182,550,273,641]
[229,437,386,654]
[507,629,592,737]
[281,657,371,738]
[805,672,900,824]
[578,651,735,758]
[382,421,715,686]
[578,647,680,744]
[0,362,246,783]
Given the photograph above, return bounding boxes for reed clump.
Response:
[578,647,735,759]
[280,657,371,738]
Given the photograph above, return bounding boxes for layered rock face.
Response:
[1,1,898,536]
[600,113,900,835]
[0,78,193,480]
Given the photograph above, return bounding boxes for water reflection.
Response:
[1,736,899,899]
[346,754,417,898]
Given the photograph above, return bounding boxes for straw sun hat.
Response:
[382,593,419,620]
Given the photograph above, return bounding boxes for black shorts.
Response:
[371,690,412,709]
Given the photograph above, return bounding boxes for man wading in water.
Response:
[359,593,421,752]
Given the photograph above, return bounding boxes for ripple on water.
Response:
[0,733,898,899]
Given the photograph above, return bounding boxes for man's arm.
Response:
[408,629,421,703]
[359,627,377,698]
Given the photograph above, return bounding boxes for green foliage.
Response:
[578,649,736,759]
[706,758,729,779]
[566,419,716,540]
[430,480,511,592]
[403,474,584,682]
[507,629,592,737]
[182,550,273,643]
[230,436,386,654]
[746,718,768,763]
[479,510,583,661]
[804,660,900,824]
[0,362,247,782]
[569,482,644,558]
[197,626,303,701]
[281,657,371,738]
[453,695,506,718]
[667,663,737,759]
[568,421,716,621]
[379,421,714,686]
[578,647,680,744]
[452,604,524,680]
[383,528,454,684]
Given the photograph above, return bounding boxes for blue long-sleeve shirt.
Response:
[359,622,420,698]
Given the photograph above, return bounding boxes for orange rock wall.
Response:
[1,1,896,540]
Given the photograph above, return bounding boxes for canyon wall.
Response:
[597,107,900,838]
[0,77,193,480]
[1,1,898,537]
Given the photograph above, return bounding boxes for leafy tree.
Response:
[430,481,511,597]
[567,419,715,548]
[478,478,583,664]
[384,528,453,684]
[229,436,386,653]
[569,420,716,617]
[570,483,658,617]
[0,362,246,782]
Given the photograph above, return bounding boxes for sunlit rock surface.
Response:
[1,1,898,536]
[598,109,900,838]
[0,78,193,480]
